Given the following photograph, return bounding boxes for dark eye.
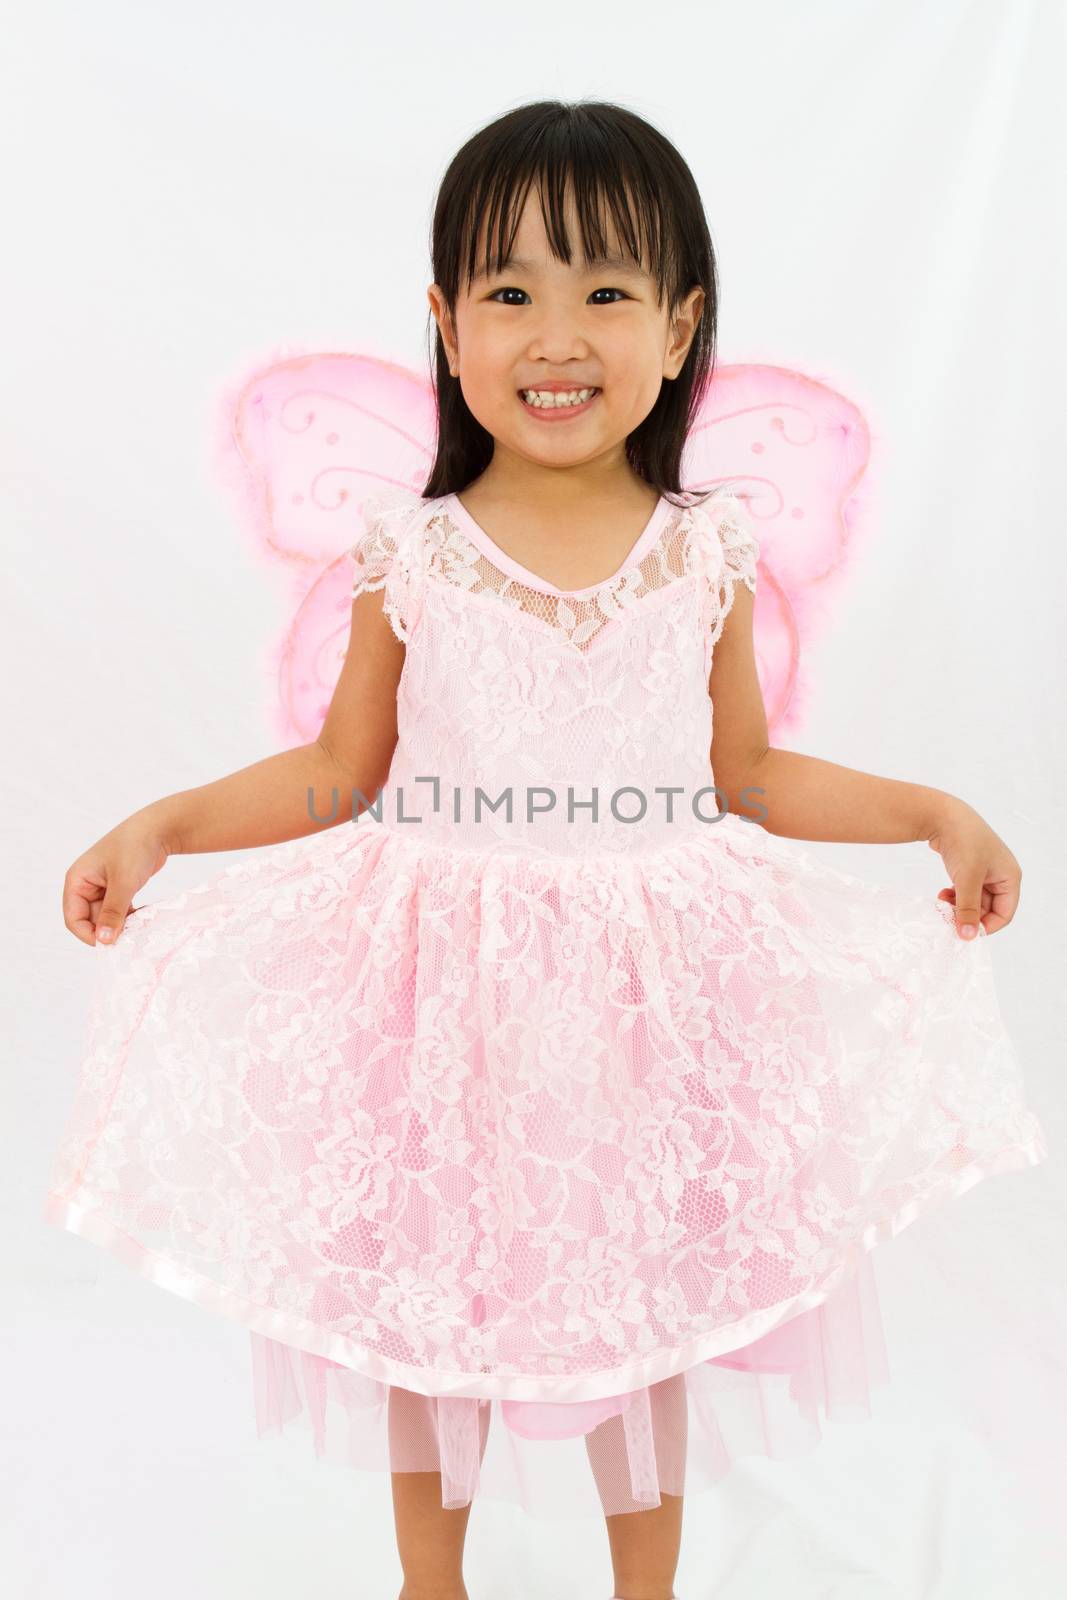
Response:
[487,286,629,305]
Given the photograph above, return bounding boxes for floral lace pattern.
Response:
[45,484,1046,1519]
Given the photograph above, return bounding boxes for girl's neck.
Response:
[459,469,660,532]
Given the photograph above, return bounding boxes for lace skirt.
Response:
[47,817,1045,1523]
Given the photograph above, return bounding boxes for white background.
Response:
[5,0,1065,1595]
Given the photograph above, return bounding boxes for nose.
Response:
[525,316,591,365]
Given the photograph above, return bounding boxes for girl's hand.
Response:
[62,820,173,948]
[923,797,1021,939]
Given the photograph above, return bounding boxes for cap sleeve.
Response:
[685,491,760,674]
[349,488,428,645]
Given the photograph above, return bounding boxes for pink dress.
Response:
[46,485,1046,1521]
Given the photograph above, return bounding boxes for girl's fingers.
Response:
[936,881,1017,936]
[950,875,985,939]
[983,877,1020,934]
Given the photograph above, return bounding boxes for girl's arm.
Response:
[708,586,1021,937]
[63,593,403,945]
[147,591,403,853]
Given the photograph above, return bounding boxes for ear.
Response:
[427,285,460,376]
[664,285,704,379]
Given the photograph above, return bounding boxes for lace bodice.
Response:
[349,487,759,860]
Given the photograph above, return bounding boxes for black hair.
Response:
[420,99,719,508]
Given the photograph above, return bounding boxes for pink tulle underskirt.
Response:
[249,1250,889,1520]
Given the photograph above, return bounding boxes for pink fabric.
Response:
[246,1245,893,1516]
[46,486,1046,1520]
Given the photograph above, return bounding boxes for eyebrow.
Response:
[472,253,650,282]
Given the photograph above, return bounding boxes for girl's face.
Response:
[428,186,703,480]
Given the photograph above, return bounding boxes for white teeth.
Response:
[520,387,598,408]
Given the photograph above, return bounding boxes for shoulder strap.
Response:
[684,490,760,673]
[686,490,760,590]
[350,487,435,643]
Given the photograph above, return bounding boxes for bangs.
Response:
[439,116,681,309]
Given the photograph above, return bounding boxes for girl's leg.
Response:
[603,1494,684,1600]
[585,1375,687,1600]
[388,1385,491,1600]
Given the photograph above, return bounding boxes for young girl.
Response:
[50,100,1045,1600]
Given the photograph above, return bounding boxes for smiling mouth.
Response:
[517,388,601,414]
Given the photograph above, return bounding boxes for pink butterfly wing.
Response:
[211,347,437,744]
[684,363,872,735]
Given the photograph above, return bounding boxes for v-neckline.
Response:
[443,491,672,598]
